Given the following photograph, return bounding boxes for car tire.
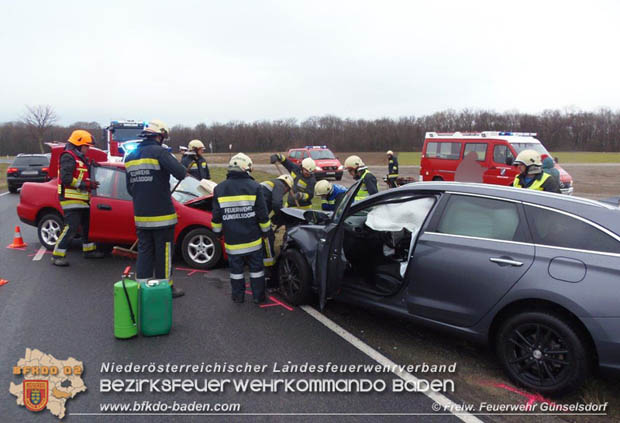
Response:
[8,185,18,193]
[38,213,64,250]
[336,173,343,181]
[181,227,222,269]
[496,311,591,397]
[277,249,313,305]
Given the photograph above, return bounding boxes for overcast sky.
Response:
[2,0,619,126]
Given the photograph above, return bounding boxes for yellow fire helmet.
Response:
[314,179,333,196]
[229,152,253,172]
[514,149,542,167]
[301,157,316,172]
[277,174,294,189]
[344,155,365,170]
[188,139,205,150]
[141,119,170,139]
[68,130,94,147]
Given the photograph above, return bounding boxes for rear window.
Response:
[310,149,335,160]
[425,142,461,160]
[524,205,620,254]
[12,156,49,166]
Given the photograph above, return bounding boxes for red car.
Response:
[17,144,223,269]
[287,146,343,180]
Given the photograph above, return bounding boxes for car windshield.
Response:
[111,127,143,142]
[310,150,335,160]
[510,142,550,156]
[170,176,211,203]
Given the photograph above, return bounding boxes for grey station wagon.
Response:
[276,181,620,396]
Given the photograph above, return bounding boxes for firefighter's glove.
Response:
[270,153,284,164]
[82,179,100,191]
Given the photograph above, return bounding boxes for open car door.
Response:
[317,179,363,310]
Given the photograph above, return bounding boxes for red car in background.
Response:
[16,144,223,269]
[287,146,343,180]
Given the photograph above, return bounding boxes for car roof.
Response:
[366,181,620,235]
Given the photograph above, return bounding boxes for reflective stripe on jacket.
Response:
[513,172,559,192]
[388,156,399,178]
[280,157,316,208]
[212,171,271,255]
[125,138,188,229]
[355,169,378,201]
[57,148,90,210]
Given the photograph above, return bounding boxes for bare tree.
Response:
[22,105,58,153]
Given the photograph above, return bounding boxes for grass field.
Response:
[0,164,7,190]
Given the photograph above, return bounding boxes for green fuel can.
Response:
[139,280,172,336]
[113,272,139,339]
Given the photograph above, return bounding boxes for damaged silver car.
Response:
[276,180,620,397]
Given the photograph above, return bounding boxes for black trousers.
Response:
[228,249,265,301]
[53,208,95,257]
[387,177,398,188]
[136,227,175,284]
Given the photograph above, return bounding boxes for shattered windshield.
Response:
[170,176,211,203]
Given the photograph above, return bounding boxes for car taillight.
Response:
[42,167,49,173]
[7,167,18,174]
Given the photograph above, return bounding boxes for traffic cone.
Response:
[8,226,27,249]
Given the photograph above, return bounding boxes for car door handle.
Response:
[97,204,112,211]
[489,257,523,267]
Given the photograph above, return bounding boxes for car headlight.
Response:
[315,166,323,171]
[337,165,343,170]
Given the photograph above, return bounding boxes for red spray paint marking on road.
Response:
[488,381,556,407]
[175,267,209,276]
[0,279,8,286]
[243,282,294,311]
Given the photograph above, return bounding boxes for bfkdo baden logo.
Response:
[9,348,87,419]
[24,380,49,412]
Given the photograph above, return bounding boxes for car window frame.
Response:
[463,142,488,162]
[93,166,132,201]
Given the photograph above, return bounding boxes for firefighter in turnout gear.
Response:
[386,150,399,188]
[125,120,188,298]
[270,153,316,209]
[260,174,293,270]
[512,149,560,193]
[181,139,211,180]
[344,155,378,201]
[314,180,347,211]
[212,153,271,303]
[52,130,105,266]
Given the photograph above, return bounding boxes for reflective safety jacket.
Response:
[211,170,271,255]
[57,145,91,211]
[388,155,399,178]
[125,138,188,229]
[321,184,347,211]
[279,157,316,209]
[260,178,288,217]
[513,171,560,193]
[354,168,378,201]
[181,153,211,180]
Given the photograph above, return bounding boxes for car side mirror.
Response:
[505,157,514,166]
[303,210,330,225]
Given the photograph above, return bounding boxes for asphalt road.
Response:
[0,193,463,422]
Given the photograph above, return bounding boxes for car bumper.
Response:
[7,176,49,187]
[581,317,620,375]
[560,186,574,195]
[315,171,343,180]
